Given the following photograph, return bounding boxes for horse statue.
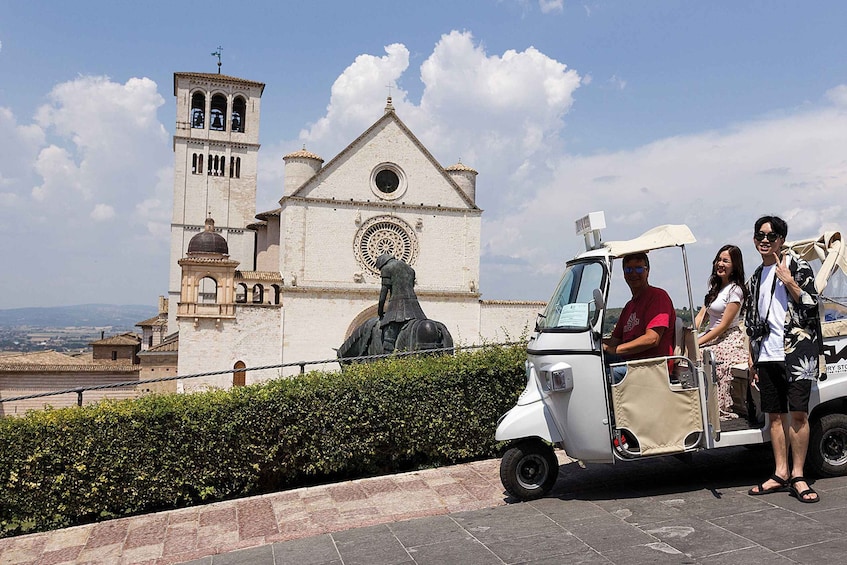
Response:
[336,316,454,363]
[337,254,454,364]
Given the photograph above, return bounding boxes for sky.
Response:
[2,1,847,311]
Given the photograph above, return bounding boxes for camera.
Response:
[746,321,769,340]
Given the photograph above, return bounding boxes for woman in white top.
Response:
[695,244,750,420]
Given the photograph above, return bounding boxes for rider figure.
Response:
[376,253,426,352]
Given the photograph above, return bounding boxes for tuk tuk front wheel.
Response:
[500,439,559,501]
[809,413,847,477]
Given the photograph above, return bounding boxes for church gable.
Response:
[291,112,476,210]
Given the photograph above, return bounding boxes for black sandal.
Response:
[748,474,789,496]
[789,476,820,503]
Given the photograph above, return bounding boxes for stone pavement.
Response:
[4,446,847,564]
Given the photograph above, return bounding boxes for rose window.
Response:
[354,216,418,274]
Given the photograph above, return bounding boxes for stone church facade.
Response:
[169,71,543,390]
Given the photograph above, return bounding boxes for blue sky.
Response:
[2,1,847,310]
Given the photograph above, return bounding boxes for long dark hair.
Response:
[704,244,749,309]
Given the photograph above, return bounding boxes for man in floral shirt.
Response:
[745,215,822,503]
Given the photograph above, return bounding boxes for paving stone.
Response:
[125,515,168,549]
[599,541,698,564]
[529,497,607,525]
[799,505,847,532]
[388,515,469,547]
[590,495,684,527]
[209,544,274,565]
[641,517,752,559]
[405,537,499,565]
[563,514,657,552]
[514,546,609,564]
[271,534,341,565]
[648,486,772,520]
[778,537,847,564]
[485,530,589,564]
[85,519,129,549]
[696,545,794,564]
[35,544,83,565]
[332,524,411,565]
[173,557,212,565]
[236,499,278,540]
[710,506,841,552]
[451,503,555,543]
[14,452,847,565]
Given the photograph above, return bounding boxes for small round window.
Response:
[375,170,399,194]
[370,163,407,200]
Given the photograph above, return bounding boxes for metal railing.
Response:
[0,341,524,407]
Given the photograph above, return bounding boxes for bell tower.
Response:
[167,71,265,330]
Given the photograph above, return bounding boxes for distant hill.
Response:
[0,304,158,328]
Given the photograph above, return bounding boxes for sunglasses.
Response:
[754,231,781,242]
[624,266,647,274]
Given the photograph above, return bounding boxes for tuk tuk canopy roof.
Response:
[603,224,697,258]
[786,231,847,293]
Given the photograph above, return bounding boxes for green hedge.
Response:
[0,344,526,538]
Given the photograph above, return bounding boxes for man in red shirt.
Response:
[603,252,676,382]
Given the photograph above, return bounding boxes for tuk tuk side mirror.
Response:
[592,288,605,311]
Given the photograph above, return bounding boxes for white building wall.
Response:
[277,204,480,292]
[177,306,283,389]
[479,302,546,342]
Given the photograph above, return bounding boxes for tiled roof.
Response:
[0,363,140,373]
[235,271,283,282]
[445,162,478,174]
[254,208,281,221]
[90,333,141,346]
[136,316,167,327]
[0,350,140,373]
[0,350,88,366]
[283,148,324,162]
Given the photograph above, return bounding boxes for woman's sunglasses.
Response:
[754,231,781,242]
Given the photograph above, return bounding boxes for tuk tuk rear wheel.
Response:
[809,413,847,477]
[500,439,559,501]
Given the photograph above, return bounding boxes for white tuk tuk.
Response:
[496,212,847,501]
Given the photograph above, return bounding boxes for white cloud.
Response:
[90,203,115,221]
[482,94,847,303]
[608,74,627,90]
[300,43,411,151]
[0,75,172,307]
[539,0,563,13]
[296,31,581,216]
[826,85,847,106]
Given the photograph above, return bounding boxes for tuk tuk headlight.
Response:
[541,362,574,392]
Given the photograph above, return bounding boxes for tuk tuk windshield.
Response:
[538,260,606,331]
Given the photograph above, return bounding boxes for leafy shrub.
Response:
[0,344,525,537]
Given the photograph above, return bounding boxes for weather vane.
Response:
[211,46,223,74]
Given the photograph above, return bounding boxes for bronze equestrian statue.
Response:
[337,254,453,361]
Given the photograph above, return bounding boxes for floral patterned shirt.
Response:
[744,254,823,381]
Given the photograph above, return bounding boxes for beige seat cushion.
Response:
[612,358,703,456]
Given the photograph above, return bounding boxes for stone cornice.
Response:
[277,196,483,215]
[0,365,140,373]
[173,135,260,150]
[173,72,266,95]
[281,285,481,299]
[481,300,547,306]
